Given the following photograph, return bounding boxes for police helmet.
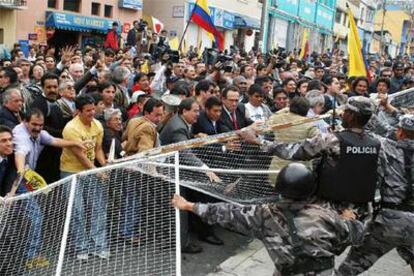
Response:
[275,163,316,200]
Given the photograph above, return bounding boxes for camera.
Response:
[138,20,148,32]
[217,54,233,63]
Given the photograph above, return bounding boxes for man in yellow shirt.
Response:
[60,95,108,261]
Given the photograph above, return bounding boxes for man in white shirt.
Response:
[244,84,272,122]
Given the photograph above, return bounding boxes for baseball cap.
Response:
[131,90,149,103]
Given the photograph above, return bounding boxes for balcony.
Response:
[0,0,27,9]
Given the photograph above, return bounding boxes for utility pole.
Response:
[259,0,269,53]
[407,8,414,55]
[380,0,387,57]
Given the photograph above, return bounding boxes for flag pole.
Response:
[179,0,199,53]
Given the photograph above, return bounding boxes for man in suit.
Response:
[190,96,226,247]
[160,97,220,254]
[31,73,66,183]
[0,88,23,129]
[193,96,222,136]
[0,125,16,196]
[219,86,253,133]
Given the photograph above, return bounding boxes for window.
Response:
[63,0,81,12]
[48,0,57,8]
[359,7,365,22]
[104,5,112,18]
[91,2,100,16]
[335,10,342,24]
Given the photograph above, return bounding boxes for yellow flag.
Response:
[169,37,179,50]
[299,29,309,60]
[347,8,367,77]
[180,39,187,55]
[141,60,149,74]
[198,40,203,59]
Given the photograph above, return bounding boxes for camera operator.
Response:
[150,47,180,93]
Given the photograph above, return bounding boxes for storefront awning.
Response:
[233,13,260,30]
[46,11,118,34]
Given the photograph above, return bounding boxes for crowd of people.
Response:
[1,23,414,274]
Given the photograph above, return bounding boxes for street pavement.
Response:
[206,239,413,276]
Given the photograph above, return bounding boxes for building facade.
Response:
[374,4,411,57]
[143,0,262,52]
[357,0,377,54]
[0,0,27,48]
[266,0,336,53]
[3,0,142,50]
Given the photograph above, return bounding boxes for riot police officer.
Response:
[337,114,414,275]
[239,96,386,216]
[172,163,363,276]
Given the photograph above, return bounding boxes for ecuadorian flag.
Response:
[190,0,224,50]
[347,8,368,78]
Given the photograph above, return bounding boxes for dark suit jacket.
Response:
[159,114,203,167]
[193,111,221,135]
[0,107,20,129]
[31,95,67,183]
[219,104,253,133]
[0,154,17,197]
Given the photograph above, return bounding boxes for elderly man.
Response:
[56,81,76,121]
[112,66,131,109]
[102,108,124,159]
[68,63,84,82]
[306,90,329,134]
[0,88,23,129]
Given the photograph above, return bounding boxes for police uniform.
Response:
[193,199,363,276]
[262,97,386,215]
[337,115,414,275]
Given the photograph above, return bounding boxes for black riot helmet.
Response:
[275,163,316,200]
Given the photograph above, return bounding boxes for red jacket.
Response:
[104,30,119,50]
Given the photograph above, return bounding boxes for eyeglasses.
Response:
[60,75,70,79]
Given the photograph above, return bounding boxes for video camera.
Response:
[153,44,180,63]
[204,48,233,67]
[138,19,148,32]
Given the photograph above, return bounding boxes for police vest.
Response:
[317,130,381,203]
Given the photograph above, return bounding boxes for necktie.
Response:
[0,159,7,182]
[231,112,239,130]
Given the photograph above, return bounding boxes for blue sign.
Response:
[18,40,29,57]
[276,0,299,16]
[298,0,316,23]
[119,0,143,10]
[315,4,334,30]
[188,3,234,29]
[46,11,118,34]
